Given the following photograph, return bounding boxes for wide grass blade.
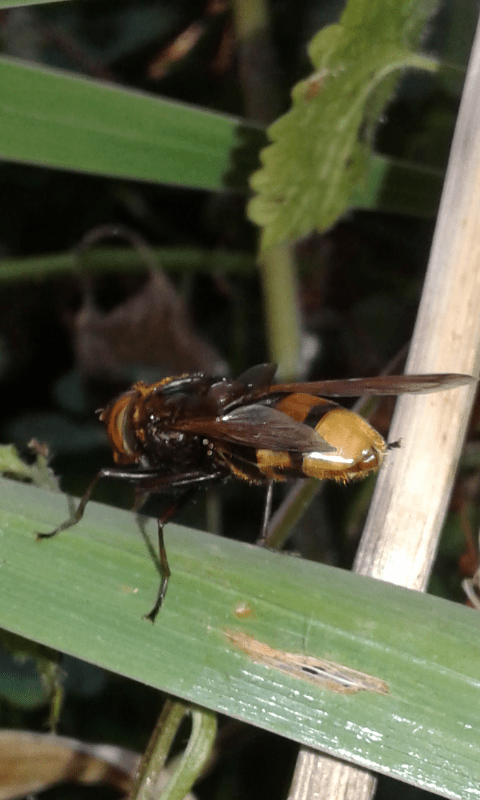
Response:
[0,476,479,799]
[0,57,243,190]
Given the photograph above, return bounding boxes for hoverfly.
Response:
[38,363,473,621]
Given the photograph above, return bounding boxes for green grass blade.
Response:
[0,0,64,6]
[1,476,479,798]
[0,57,245,189]
[352,154,444,217]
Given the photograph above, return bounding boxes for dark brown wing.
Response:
[268,374,474,398]
[175,403,336,453]
[236,363,277,389]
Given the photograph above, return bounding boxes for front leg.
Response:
[36,467,224,540]
[36,470,107,540]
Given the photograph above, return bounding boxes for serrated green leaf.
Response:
[248,0,440,250]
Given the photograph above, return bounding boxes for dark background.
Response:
[0,1,478,798]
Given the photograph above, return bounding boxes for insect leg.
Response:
[257,480,274,545]
[36,470,106,540]
[143,489,197,623]
[36,466,191,540]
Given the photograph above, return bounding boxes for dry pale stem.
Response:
[289,9,480,800]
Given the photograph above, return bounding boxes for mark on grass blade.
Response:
[224,630,388,695]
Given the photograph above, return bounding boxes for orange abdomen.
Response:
[275,394,386,482]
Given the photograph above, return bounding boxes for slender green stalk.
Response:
[130,700,215,800]
[232,0,302,375]
[130,699,184,800]
[259,244,302,378]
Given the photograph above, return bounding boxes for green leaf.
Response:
[351,154,443,217]
[0,443,59,490]
[0,57,248,190]
[248,0,440,250]
[0,630,59,709]
[1,476,480,799]
[0,0,63,5]
[131,700,217,800]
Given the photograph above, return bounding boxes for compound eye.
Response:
[100,390,139,463]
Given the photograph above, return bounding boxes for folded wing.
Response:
[175,403,336,453]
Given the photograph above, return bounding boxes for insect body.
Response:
[38,363,472,621]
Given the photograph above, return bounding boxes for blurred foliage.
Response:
[0,0,479,799]
[248,0,440,249]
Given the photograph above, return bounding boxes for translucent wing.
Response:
[175,403,336,453]
[269,373,474,398]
